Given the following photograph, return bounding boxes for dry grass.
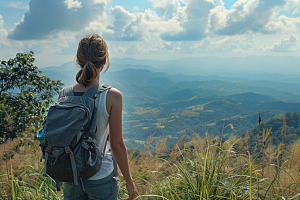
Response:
[0,133,62,199]
[1,123,300,199]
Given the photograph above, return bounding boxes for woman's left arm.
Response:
[108,88,137,200]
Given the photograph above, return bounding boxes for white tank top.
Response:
[88,89,114,180]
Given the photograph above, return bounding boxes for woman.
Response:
[60,34,137,200]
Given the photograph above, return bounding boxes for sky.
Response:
[1,0,300,67]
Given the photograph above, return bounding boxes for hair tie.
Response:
[85,60,96,68]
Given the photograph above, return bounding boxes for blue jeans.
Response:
[63,171,119,200]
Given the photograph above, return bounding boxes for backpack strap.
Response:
[83,84,112,138]
[62,85,74,96]
[107,135,119,181]
[83,84,112,99]
[112,156,119,181]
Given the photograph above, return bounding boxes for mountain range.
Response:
[40,57,300,149]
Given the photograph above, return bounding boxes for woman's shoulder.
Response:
[106,87,122,115]
[107,87,122,101]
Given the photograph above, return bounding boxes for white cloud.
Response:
[163,41,176,50]
[4,0,300,64]
[97,6,183,42]
[214,36,255,52]
[286,0,300,15]
[102,6,143,41]
[64,0,82,9]
[208,0,291,35]
[85,21,111,35]
[141,9,182,35]
[269,35,300,52]
[110,41,154,54]
[1,1,29,10]
[99,0,300,44]
[28,31,77,54]
[150,0,180,20]
[159,0,215,41]
[264,15,296,33]
[8,0,107,40]
[93,0,111,4]
[173,35,256,53]
[108,34,257,55]
[0,15,8,40]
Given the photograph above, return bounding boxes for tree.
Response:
[0,51,63,139]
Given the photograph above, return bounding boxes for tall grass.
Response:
[120,122,300,200]
[0,134,64,199]
[1,120,300,199]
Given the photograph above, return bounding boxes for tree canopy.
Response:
[0,51,63,140]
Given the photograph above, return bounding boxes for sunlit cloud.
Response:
[0,15,8,40]
[2,0,300,65]
[208,0,291,35]
[1,1,29,10]
[269,35,300,52]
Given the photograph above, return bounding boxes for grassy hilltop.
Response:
[1,125,300,199]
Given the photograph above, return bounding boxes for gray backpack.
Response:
[39,84,113,190]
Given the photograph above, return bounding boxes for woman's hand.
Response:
[126,180,138,200]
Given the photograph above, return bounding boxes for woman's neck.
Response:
[73,77,100,92]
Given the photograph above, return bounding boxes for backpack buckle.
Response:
[65,147,71,155]
[46,145,52,154]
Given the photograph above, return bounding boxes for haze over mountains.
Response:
[110,56,300,80]
[41,56,300,149]
[43,55,300,81]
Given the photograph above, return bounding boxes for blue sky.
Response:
[1,0,300,67]
[109,0,236,12]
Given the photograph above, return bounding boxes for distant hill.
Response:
[107,63,157,72]
[243,80,300,93]
[159,88,217,101]
[228,92,276,102]
[41,62,78,72]
[247,112,300,146]
[173,80,300,101]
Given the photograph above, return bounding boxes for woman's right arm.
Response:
[107,88,137,200]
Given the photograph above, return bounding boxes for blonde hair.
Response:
[76,34,110,87]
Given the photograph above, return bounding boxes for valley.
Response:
[41,59,300,149]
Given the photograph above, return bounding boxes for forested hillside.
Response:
[40,63,300,149]
[247,112,300,146]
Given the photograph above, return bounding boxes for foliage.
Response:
[0,52,63,139]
